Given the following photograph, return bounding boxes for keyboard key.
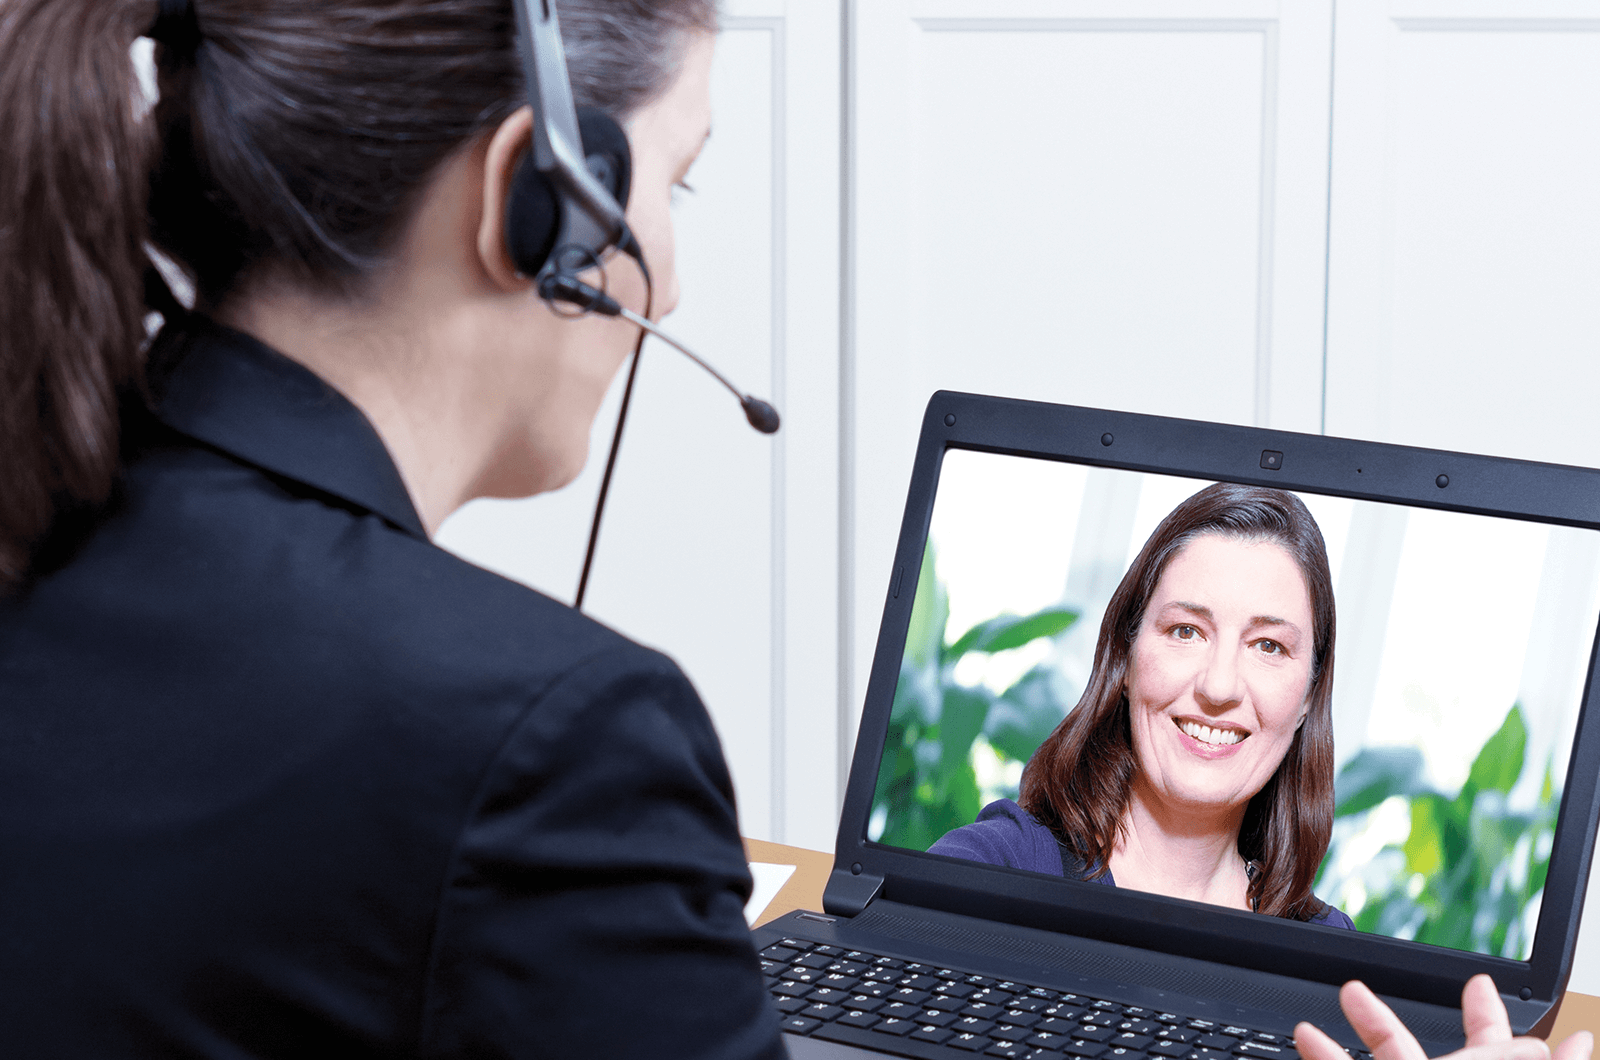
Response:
[967,975,997,988]
[1223,1028,1253,1038]
[913,1026,957,1045]
[900,975,941,991]
[1084,1013,1119,1027]
[772,981,811,998]
[802,1004,844,1022]
[779,938,816,950]
[1114,1033,1155,1049]
[1029,1031,1070,1048]
[807,986,851,1005]
[967,1004,1005,1021]
[813,944,843,957]
[975,989,1017,1008]
[1188,1021,1220,1032]
[832,960,869,976]
[950,1033,995,1052]
[1121,1020,1161,1035]
[1037,1018,1080,1035]
[890,988,932,1006]
[994,1025,1035,1042]
[986,1044,1031,1059]
[954,1017,999,1036]
[1077,1025,1116,1042]
[1104,1047,1148,1060]
[836,1010,880,1030]
[1011,998,1051,1014]
[937,968,965,981]
[1062,1040,1111,1058]
[1028,988,1060,1001]
[880,1001,923,1021]
[928,995,968,1012]
[1237,1044,1290,1059]
[915,1009,959,1028]
[1156,1014,1184,1026]
[872,1017,917,1037]
[794,952,833,970]
[844,995,885,1013]
[760,945,800,962]
[1157,1028,1199,1043]
[854,981,894,998]
[1000,1010,1043,1029]
[1123,1008,1151,1018]
[1150,1043,1189,1057]
[939,982,980,1000]
[1253,1034,1288,1046]
[780,1016,820,1034]
[775,996,810,1014]
[1199,1036,1241,1051]
[873,957,907,970]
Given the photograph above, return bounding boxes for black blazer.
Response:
[0,320,785,1059]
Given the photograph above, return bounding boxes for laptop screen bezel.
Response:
[833,389,1600,1015]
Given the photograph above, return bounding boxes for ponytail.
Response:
[0,0,159,591]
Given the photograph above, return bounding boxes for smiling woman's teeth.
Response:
[1177,720,1245,746]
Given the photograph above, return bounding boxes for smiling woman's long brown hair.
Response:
[1018,481,1337,921]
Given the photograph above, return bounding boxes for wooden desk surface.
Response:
[744,839,1600,1045]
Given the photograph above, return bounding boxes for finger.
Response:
[1445,1037,1548,1060]
[1552,1030,1594,1060]
[1339,980,1428,1060]
[1459,975,1513,1047]
[1295,1020,1351,1060]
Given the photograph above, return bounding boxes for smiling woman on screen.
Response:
[932,482,1351,927]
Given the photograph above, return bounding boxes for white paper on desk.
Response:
[745,862,797,926]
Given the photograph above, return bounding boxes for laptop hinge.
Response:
[823,868,884,916]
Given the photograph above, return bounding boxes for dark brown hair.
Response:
[0,0,715,591]
[1018,482,1337,921]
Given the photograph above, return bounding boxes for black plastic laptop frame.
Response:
[827,390,1600,1036]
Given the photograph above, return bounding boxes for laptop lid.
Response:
[827,390,1600,1035]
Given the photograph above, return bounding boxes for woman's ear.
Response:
[476,106,535,291]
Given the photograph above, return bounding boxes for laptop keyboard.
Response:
[761,937,1374,1060]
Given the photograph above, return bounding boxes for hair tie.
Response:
[148,0,201,56]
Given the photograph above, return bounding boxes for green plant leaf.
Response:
[987,666,1071,762]
[943,607,1079,663]
[1461,704,1527,804]
[903,542,948,670]
[1405,795,1445,877]
[1333,747,1427,818]
[939,685,991,777]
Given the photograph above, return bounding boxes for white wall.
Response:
[438,0,1600,995]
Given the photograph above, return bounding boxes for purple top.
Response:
[930,799,1355,930]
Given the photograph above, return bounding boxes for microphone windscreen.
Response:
[742,397,781,434]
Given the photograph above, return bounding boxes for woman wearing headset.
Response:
[0,4,1591,1060]
[0,0,782,1056]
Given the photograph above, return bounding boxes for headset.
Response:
[508,0,779,609]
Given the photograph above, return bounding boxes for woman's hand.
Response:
[1294,976,1593,1060]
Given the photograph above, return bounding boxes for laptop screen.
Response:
[866,446,1600,964]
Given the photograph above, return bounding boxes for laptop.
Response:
[752,390,1600,1059]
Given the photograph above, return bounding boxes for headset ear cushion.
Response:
[506,151,561,277]
[575,105,631,207]
[505,107,633,278]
